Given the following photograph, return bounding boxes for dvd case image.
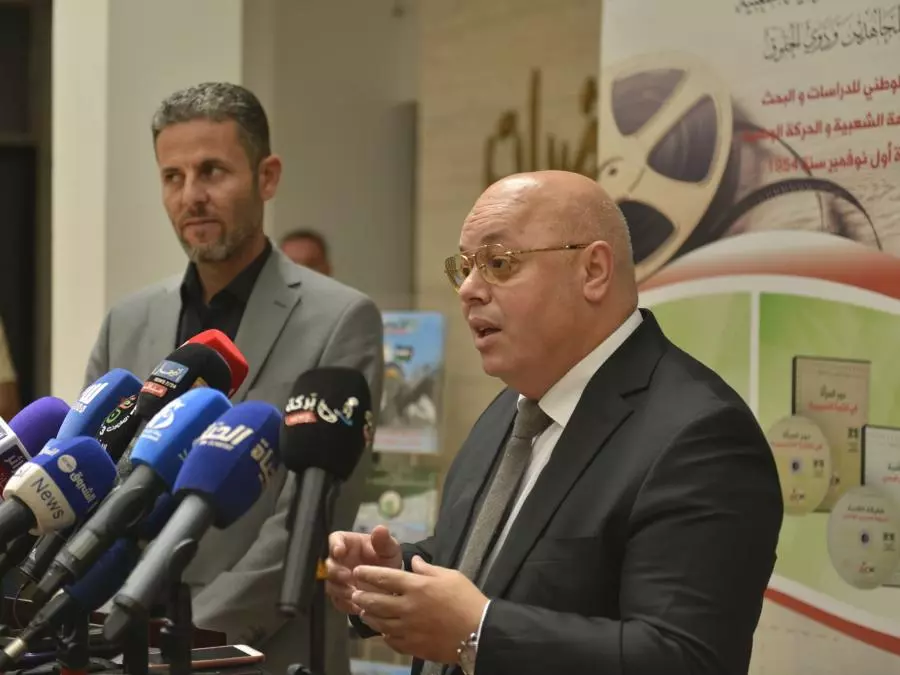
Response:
[792,356,871,513]
[861,424,900,587]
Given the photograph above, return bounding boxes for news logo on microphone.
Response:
[142,359,190,398]
[284,391,374,436]
[72,382,109,414]
[98,394,137,435]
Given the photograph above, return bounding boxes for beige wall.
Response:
[269,0,419,312]
[416,0,602,468]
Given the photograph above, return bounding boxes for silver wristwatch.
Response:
[457,631,478,675]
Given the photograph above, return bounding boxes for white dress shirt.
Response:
[471,308,643,657]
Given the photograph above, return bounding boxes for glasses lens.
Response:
[477,245,514,284]
[444,254,468,290]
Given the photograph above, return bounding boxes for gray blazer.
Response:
[85,248,384,675]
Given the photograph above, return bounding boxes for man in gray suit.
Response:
[84,82,384,675]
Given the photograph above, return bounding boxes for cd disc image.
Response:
[827,485,900,590]
[766,415,832,516]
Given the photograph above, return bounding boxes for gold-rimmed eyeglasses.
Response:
[443,242,593,292]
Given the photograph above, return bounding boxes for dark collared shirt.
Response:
[176,239,273,347]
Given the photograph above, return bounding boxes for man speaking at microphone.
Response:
[326,171,783,675]
[83,82,383,675]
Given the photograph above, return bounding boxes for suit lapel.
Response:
[142,281,182,377]
[437,389,518,568]
[481,310,667,598]
[232,250,304,402]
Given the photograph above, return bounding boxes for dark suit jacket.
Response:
[360,309,783,675]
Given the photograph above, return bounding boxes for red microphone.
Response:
[184,330,250,397]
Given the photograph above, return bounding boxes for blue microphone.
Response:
[33,388,232,604]
[0,397,71,493]
[56,369,143,441]
[104,401,282,640]
[0,400,82,579]
[0,438,117,546]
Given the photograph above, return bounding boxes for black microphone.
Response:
[96,393,140,462]
[278,367,373,617]
[116,343,234,482]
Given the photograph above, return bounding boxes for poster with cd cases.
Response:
[792,356,871,513]
[861,424,900,587]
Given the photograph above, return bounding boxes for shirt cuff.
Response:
[474,599,491,661]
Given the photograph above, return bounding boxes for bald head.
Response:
[456,170,639,399]
[472,170,636,291]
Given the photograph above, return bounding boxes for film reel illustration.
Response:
[598,52,883,284]
[766,415,832,516]
[827,485,900,590]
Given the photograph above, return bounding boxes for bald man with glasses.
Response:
[326,170,783,675]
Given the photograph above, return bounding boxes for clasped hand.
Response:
[325,526,488,664]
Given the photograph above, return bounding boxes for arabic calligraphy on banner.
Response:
[735,0,819,16]
[748,75,900,174]
[482,69,597,188]
[763,3,900,62]
[761,75,900,106]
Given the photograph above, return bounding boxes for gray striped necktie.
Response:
[419,399,551,675]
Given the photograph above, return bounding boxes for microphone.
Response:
[103,400,282,642]
[0,397,71,493]
[116,343,233,481]
[0,494,178,669]
[33,388,232,604]
[278,367,373,617]
[96,393,139,462]
[0,397,71,577]
[0,438,117,546]
[184,329,249,398]
[19,390,141,582]
[55,369,143,441]
[25,346,229,586]
[17,390,143,586]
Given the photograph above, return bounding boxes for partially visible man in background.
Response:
[84,82,383,675]
[0,318,20,421]
[280,228,333,276]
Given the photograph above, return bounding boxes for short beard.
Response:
[181,223,256,263]
[179,178,262,264]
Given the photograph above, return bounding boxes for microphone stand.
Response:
[308,559,326,675]
[56,613,90,675]
[120,615,149,675]
[158,540,199,675]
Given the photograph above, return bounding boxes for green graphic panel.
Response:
[649,293,752,401]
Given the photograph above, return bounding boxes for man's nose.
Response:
[182,174,209,208]
[458,267,490,305]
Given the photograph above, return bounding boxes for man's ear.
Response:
[257,154,283,201]
[582,240,614,303]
